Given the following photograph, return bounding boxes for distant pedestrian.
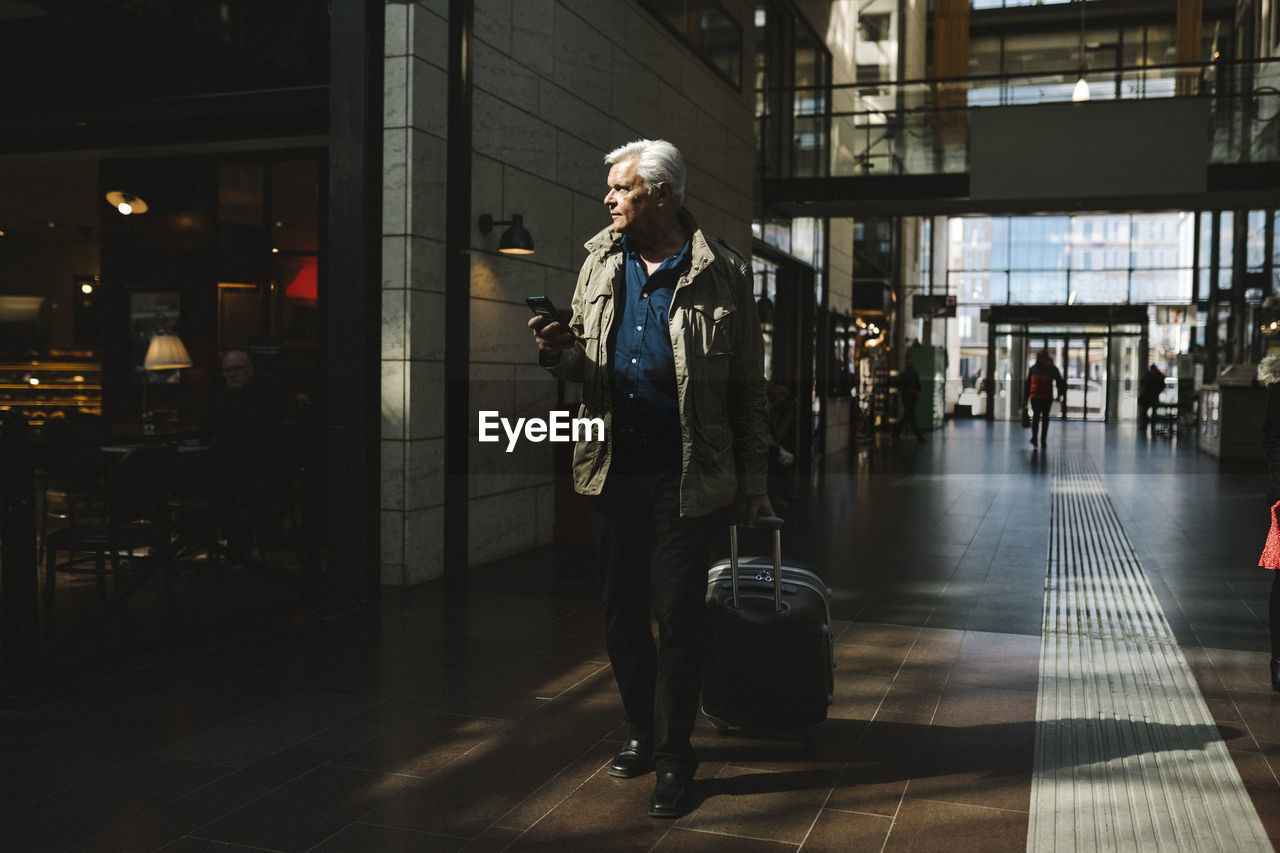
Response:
[892,356,926,444]
[1025,350,1065,448]
[1138,364,1166,430]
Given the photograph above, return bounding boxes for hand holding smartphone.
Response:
[526,295,578,351]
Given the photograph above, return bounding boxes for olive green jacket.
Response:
[543,210,770,518]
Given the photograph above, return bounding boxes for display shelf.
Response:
[0,360,103,425]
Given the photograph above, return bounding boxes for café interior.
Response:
[0,0,369,676]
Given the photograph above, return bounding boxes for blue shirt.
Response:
[610,235,691,430]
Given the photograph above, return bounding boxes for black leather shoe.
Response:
[648,771,694,818]
[608,738,654,778]
[1270,657,1280,693]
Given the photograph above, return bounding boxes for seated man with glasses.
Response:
[210,349,285,567]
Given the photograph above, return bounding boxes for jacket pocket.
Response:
[689,300,735,357]
[581,289,611,350]
[687,301,734,453]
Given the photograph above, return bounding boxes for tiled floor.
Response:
[2,419,1280,851]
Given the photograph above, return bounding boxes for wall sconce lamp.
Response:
[478,213,535,255]
[105,191,149,215]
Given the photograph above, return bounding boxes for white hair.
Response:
[604,139,686,206]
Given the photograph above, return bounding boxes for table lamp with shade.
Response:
[142,332,192,431]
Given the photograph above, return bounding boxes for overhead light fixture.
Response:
[105,191,148,215]
[1072,0,1091,102]
[478,213,535,255]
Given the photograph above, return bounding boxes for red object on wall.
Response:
[285,257,318,304]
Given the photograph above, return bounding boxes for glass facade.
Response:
[754,1,832,178]
[640,0,744,89]
[948,213,1195,335]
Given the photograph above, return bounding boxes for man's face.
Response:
[221,353,253,391]
[603,158,655,236]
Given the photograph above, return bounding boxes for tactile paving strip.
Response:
[1028,452,1270,852]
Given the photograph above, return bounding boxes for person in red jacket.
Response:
[1257,353,1280,690]
[1025,350,1065,448]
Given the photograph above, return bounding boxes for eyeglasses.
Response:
[222,365,250,375]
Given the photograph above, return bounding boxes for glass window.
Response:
[1246,210,1267,271]
[970,36,1001,77]
[640,1,743,89]
[1002,31,1081,77]
[1070,271,1128,303]
[1010,270,1066,304]
[1132,269,1192,303]
[956,304,987,347]
[948,212,1198,307]
[271,159,320,254]
[949,271,1007,304]
[859,13,892,43]
[219,162,263,227]
[1218,211,1234,278]
[1274,212,1280,293]
[1009,216,1070,271]
[1199,212,1213,256]
[920,218,933,288]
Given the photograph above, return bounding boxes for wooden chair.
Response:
[44,443,177,617]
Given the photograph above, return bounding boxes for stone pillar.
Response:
[381,1,448,585]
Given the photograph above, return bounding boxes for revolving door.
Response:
[987,310,1147,423]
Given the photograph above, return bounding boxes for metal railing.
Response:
[760,58,1280,179]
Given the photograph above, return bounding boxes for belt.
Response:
[613,427,681,448]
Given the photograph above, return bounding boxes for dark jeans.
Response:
[1030,398,1053,441]
[590,436,717,777]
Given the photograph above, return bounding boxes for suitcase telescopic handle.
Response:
[728,516,785,612]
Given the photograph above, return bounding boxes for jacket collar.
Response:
[584,208,709,264]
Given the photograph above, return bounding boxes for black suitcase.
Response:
[701,516,835,734]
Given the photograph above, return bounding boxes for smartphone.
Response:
[526,296,576,337]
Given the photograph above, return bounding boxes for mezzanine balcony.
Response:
[760,58,1280,217]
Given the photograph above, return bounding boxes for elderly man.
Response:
[529,139,772,818]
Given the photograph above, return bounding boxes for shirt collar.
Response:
[621,234,691,270]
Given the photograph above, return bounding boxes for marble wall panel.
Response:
[382,288,407,361]
[474,0,512,53]
[408,236,446,293]
[382,359,407,441]
[403,505,445,582]
[382,439,406,511]
[410,58,447,138]
[408,290,446,362]
[406,360,445,442]
[474,40,541,111]
[466,488,538,567]
[408,130,447,240]
[511,0,556,77]
[539,80,611,152]
[552,7,612,113]
[470,252,547,304]
[406,437,445,510]
[473,90,558,178]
